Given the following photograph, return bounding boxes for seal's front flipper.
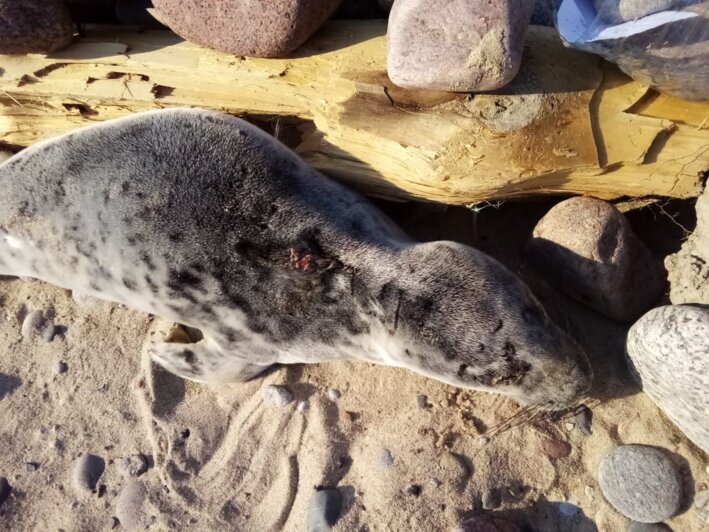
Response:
[148,323,270,383]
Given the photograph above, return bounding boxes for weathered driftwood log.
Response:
[0,21,707,204]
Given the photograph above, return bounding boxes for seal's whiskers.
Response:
[485,403,544,438]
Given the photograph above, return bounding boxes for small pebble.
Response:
[481,488,501,510]
[25,462,39,473]
[21,310,55,341]
[542,438,572,459]
[565,422,576,431]
[381,448,394,467]
[53,361,68,375]
[575,405,593,436]
[297,400,310,413]
[406,484,422,497]
[598,445,683,523]
[327,389,341,401]
[416,394,429,409]
[73,454,106,493]
[120,454,148,477]
[116,480,147,530]
[585,485,595,500]
[108,516,120,530]
[307,488,342,532]
[0,476,11,507]
[261,385,293,407]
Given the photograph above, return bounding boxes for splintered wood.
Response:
[0,21,707,204]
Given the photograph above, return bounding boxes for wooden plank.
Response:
[0,21,706,204]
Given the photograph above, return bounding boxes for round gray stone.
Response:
[598,445,683,523]
[21,310,54,340]
[73,454,105,493]
[626,305,709,453]
[261,385,294,407]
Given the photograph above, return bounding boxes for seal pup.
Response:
[0,108,592,408]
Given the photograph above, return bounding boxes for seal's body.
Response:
[0,109,591,408]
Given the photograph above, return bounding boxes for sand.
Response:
[0,199,707,531]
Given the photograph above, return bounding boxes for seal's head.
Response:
[374,241,592,409]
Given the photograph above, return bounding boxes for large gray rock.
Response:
[151,0,341,57]
[598,445,683,523]
[666,187,709,305]
[525,197,665,322]
[626,305,709,452]
[0,0,75,54]
[387,0,533,91]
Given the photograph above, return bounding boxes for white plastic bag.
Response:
[556,0,709,100]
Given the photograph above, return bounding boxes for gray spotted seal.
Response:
[0,108,592,408]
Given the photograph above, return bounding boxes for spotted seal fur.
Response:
[0,108,592,408]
